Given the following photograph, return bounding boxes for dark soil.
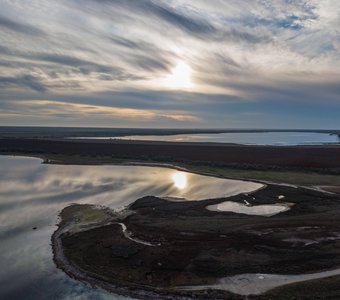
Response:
[55,184,340,299]
[2,138,340,173]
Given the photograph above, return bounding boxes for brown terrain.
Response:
[53,184,340,299]
[1,138,340,173]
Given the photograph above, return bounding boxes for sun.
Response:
[172,172,188,190]
[166,61,193,89]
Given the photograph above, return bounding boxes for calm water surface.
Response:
[84,132,340,145]
[0,156,262,300]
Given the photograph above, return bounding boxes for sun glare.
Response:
[167,61,193,89]
[172,172,188,190]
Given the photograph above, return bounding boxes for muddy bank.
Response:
[320,186,340,194]
[53,184,340,299]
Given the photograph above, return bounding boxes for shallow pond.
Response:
[0,155,262,300]
[207,201,292,217]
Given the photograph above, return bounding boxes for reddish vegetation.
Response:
[320,186,340,193]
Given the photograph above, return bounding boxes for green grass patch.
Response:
[60,204,114,228]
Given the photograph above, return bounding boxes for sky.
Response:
[0,0,339,129]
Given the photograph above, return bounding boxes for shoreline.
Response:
[1,126,339,140]
[51,208,220,300]
[1,153,339,195]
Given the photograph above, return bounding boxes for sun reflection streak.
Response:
[172,172,188,189]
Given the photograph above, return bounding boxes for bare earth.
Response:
[53,184,340,299]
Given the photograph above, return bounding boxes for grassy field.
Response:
[183,164,340,187]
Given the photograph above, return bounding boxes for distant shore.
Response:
[1,138,340,171]
[1,126,339,139]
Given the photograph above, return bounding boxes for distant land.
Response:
[0,126,339,139]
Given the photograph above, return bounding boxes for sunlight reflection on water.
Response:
[0,155,262,300]
[82,131,340,146]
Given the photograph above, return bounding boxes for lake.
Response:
[73,131,340,146]
[0,156,261,300]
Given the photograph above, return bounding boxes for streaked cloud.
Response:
[0,15,45,36]
[0,0,339,127]
[0,75,46,92]
[0,99,201,126]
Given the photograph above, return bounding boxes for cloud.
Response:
[34,53,144,81]
[0,0,339,127]
[79,0,269,43]
[0,15,45,36]
[0,46,143,83]
[138,0,215,35]
[0,99,201,125]
[0,75,46,92]
[85,0,215,35]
